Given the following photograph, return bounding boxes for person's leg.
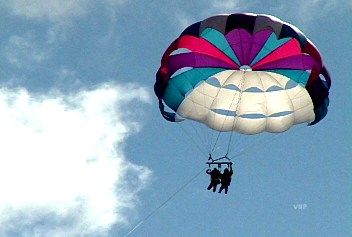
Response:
[207,182,212,190]
[224,186,228,194]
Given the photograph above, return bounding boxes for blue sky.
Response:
[1,1,351,237]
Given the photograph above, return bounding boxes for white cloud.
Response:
[0,84,152,237]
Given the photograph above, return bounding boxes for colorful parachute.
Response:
[155,13,330,135]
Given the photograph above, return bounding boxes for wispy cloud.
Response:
[169,0,253,34]
[4,0,128,23]
[283,0,351,20]
[210,0,242,12]
[4,0,92,22]
[0,84,152,237]
[4,33,50,69]
[2,1,125,91]
[3,0,117,55]
[169,0,351,32]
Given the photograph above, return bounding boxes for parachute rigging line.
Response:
[183,73,222,155]
[122,167,206,237]
[225,70,246,155]
[177,122,209,157]
[208,70,246,157]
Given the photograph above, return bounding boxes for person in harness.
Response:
[218,164,233,194]
[206,168,221,192]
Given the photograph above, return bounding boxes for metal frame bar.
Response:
[206,161,233,165]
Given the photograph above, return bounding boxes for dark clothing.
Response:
[218,168,233,194]
[206,168,221,192]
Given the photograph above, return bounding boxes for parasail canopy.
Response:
[155,13,330,135]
